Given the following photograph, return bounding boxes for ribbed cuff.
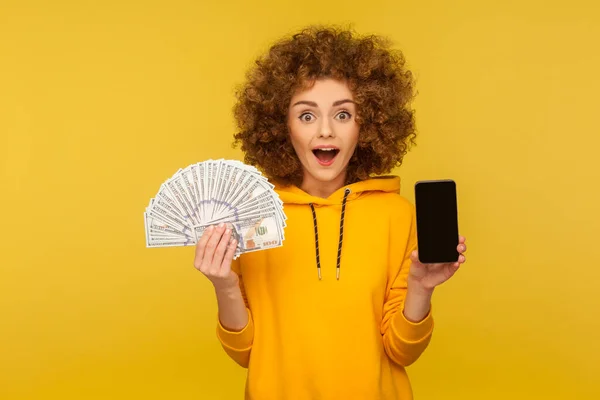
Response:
[216,308,254,351]
[392,306,434,343]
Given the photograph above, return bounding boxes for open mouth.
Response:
[312,147,340,166]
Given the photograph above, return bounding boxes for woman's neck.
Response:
[300,171,346,199]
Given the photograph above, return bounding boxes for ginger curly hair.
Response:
[232,26,417,187]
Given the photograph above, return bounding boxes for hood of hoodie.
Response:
[275,175,401,206]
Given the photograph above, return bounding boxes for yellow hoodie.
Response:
[216,176,434,400]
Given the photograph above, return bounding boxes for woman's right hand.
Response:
[194,223,239,291]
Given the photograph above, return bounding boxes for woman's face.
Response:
[287,78,359,188]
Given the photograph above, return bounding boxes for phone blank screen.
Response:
[414,180,459,263]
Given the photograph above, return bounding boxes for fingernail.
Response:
[208,225,214,231]
[218,223,224,228]
[225,228,231,235]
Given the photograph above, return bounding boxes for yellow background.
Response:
[1,0,599,398]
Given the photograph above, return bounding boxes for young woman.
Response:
[193,26,467,400]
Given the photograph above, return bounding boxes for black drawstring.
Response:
[336,188,351,279]
[309,202,322,279]
[309,188,351,280]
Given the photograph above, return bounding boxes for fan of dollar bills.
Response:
[144,159,287,258]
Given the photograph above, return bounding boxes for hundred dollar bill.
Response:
[210,160,227,220]
[204,160,215,220]
[144,213,194,239]
[192,213,284,256]
[165,174,200,226]
[212,161,238,219]
[226,175,264,212]
[154,193,185,221]
[148,196,190,226]
[160,178,194,224]
[146,237,195,247]
[146,203,191,234]
[181,166,201,221]
[233,183,285,226]
[234,191,286,225]
[212,200,280,226]
[188,163,207,224]
[196,162,207,221]
[233,212,284,254]
[215,169,253,218]
[209,159,221,216]
[144,214,196,247]
[212,162,236,218]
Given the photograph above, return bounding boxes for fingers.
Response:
[220,237,238,273]
[194,225,215,270]
[211,226,233,273]
[194,223,239,275]
[203,223,225,268]
[194,223,228,274]
[457,236,467,253]
[451,254,466,269]
[410,250,420,264]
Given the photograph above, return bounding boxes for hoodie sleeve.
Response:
[216,258,254,368]
[381,202,434,367]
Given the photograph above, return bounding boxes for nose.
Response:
[319,118,334,138]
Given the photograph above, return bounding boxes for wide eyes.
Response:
[336,111,351,121]
[298,111,352,123]
[300,113,314,123]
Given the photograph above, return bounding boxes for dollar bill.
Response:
[233,212,284,253]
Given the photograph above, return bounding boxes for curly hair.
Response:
[232,25,417,187]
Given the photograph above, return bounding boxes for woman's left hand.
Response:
[408,236,467,291]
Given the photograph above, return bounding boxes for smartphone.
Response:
[414,179,460,264]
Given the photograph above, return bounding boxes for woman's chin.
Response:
[305,168,346,185]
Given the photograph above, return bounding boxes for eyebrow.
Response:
[292,99,355,107]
